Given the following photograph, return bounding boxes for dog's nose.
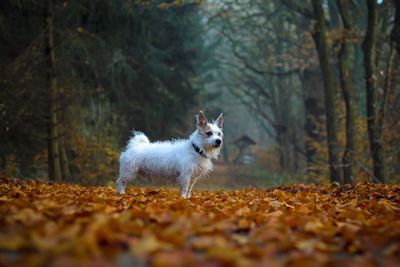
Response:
[216,139,222,145]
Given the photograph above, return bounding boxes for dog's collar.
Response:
[192,142,208,159]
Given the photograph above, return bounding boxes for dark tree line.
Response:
[0,0,208,182]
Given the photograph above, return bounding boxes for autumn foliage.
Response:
[0,178,399,267]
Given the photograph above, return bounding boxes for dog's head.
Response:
[196,111,223,151]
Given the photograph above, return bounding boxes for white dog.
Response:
[116,111,223,198]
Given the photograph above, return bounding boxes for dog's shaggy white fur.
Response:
[116,111,223,198]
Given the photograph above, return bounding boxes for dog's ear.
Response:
[196,110,208,128]
[214,113,223,129]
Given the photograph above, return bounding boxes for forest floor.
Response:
[0,178,400,267]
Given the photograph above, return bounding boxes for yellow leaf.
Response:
[206,246,242,262]
[0,196,12,202]
[304,219,324,233]
[191,235,228,250]
[269,200,281,209]
[378,199,400,212]
[0,235,26,250]
[132,235,173,256]
[296,206,311,214]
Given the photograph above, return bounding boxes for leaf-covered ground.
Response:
[0,178,400,267]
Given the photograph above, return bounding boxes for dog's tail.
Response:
[127,131,150,149]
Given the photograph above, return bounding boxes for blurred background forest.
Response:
[0,0,399,187]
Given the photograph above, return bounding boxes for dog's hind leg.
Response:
[116,167,135,194]
[116,175,128,194]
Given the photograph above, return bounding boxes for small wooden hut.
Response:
[232,135,257,164]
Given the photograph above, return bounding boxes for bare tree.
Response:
[311,0,342,183]
[337,0,357,184]
[362,0,386,182]
[45,0,62,182]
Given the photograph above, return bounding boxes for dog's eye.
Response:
[206,131,213,136]
[217,132,221,137]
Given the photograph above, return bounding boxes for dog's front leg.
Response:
[187,176,199,199]
[179,175,190,199]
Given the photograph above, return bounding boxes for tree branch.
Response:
[281,0,314,20]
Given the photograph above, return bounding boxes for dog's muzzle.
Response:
[214,139,222,147]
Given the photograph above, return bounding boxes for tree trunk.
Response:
[362,0,386,183]
[45,0,62,182]
[311,0,342,183]
[275,126,291,172]
[337,0,356,184]
[271,84,292,173]
[381,46,396,127]
[300,68,325,177]
[59,131,71,181]
[392,1,400,55]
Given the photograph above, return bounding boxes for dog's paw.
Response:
[180,192,190,199]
